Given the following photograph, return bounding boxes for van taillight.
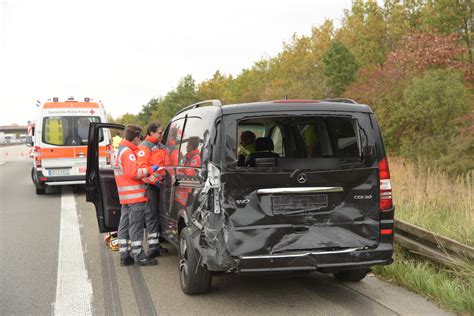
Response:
[34,146,42,168]
[379,157,392,211]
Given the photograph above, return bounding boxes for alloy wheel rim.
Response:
[179,236,188,279]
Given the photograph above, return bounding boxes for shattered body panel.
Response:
[222,168,380,256]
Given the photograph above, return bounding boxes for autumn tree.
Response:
[395,69,471,171]
[137,98,161,126]
[420,0,473,66]
[229,60,272,102]
[337,0,388,67]
[153,75,199,126]
[198,71,234,104]
[323,41,359,97]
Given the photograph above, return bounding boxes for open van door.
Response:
[86,122,124,233]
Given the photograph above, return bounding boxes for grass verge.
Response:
[374,247,474,314]
[378,159,474,314]
[390,158,473,246]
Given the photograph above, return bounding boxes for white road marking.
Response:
[54,187,93,315]
[0,161,5,165]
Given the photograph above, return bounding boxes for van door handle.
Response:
[257,187,344,194]
[76,152,85,158]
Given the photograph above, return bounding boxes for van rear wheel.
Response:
[333,269,368,282]
[179,227,212,295]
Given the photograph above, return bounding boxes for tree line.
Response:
[111,0,473,174]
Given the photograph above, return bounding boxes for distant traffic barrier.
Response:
[0,143,25,147]
[395,219,474,268]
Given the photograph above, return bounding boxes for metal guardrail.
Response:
[394,219,474,267]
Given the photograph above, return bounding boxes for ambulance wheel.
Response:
[32,167,46,194]
[179,227,212,295]
[31,167,35,184]
[35,187,46,195]
[333,269,368,282]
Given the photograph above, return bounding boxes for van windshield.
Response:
[233,115,367,170]
[42,116,101,146]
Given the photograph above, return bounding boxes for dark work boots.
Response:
[120,256,134,266]
[147,247,161,259]
[134,251,158,266]
[135,257,158,266]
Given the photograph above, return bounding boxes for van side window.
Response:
[178,117,205,168]
[271,126,285,157]
[294,117,359,158]
[326,117,360,158]
[165,119,185,166]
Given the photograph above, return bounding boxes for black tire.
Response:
[35,187,46,195]
[333,269,368,282]
[31,167,35,184]
[179,227,212,295]
[32,167,46,195]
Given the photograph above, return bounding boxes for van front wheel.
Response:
[333,269,368,282]
[179,227,212,295]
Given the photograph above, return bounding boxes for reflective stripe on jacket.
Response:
[114,140,153,204]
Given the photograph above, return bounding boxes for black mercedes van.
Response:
[86,99,394,295]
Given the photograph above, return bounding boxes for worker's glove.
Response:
[152,165,159,172]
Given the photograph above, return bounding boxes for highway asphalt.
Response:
[0,145,453,315]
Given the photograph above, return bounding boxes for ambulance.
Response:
[29,97,112,194]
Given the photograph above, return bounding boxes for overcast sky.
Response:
[0,0,352,125]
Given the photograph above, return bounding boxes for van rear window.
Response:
[42,116,101,146]
[235,116,365,169]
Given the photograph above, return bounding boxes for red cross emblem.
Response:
[89,109,95,115]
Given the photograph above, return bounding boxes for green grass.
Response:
[374,247,474,314]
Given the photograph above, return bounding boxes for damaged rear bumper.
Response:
[234,242,393,274]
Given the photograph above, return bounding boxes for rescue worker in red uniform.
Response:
[175,137,201,207]
[137,123,166,258]
[115,125,159,266]
[167,126,180,167]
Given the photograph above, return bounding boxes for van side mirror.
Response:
[25,136,33,147]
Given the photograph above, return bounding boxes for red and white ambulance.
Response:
[29,97,112,194]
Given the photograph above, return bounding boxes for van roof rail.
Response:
[176,99,222,115]
[322,98,358,104]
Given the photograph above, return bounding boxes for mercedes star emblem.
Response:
[297,173,307,184]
